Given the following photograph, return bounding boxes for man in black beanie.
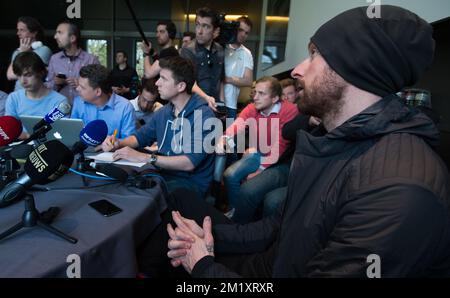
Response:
[144,5,450,278]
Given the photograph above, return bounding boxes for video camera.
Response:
[216,14,240,46]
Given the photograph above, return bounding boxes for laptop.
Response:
[20,116,84,147]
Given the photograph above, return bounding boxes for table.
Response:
[0,172,167,277]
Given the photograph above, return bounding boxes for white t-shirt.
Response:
[224,44,253,109]
[130,96,163,123]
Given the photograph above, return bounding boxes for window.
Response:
[135,41,144,78]
[87,39,108,67]
[262,0,290,70]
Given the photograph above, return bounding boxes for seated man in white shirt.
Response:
[130,78,163,128]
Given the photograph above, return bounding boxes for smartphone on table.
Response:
[89,199,122,217]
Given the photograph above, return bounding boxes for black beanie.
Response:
[310,5,435,97]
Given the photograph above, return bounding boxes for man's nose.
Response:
[291,58,309,79]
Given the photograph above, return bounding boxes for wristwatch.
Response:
[148,153,158,165]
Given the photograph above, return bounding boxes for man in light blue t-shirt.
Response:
[5,52,68,139]
[71,64,136,139]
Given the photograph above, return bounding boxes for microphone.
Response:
[71,119,127,182]
[0,140,74,208]
[20,103,71,146]
[0,116,23,147]
[88,162,129,183]
[72,119,108,154]
[33,102,72,131]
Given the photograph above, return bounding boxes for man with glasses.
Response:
[180,7,225,112]
[130,78,163,128]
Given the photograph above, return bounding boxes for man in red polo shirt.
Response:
[217,76,298,223]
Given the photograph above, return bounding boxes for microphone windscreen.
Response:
[24,140,74,184]
[79,120,108,147]
[58,102,72,115]
[0,116,23,147]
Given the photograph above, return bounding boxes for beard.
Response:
[298,66,347,120]
[58,40,70,50]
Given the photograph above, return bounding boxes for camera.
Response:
[56,73,67,79]
[216,14,240,45]
[215,101,227,116]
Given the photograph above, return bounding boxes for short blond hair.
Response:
[256,76,282,98]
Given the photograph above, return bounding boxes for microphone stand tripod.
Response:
[0,193,77,244]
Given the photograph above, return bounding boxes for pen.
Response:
[112,129,118,145]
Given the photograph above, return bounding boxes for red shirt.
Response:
[225,100,299,168]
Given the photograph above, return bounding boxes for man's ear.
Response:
[177,81,187,93]
[70,34,76,44]
[40,70,47,83]
[213,27,220,40]
[95,87,102,97]
[272,95,280,104]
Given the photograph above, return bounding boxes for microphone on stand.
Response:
[0,139,77,244]
[21,102,72,145]
[66,119,129,183]
[33,102,72,131]
[0,116,24,188]
[0,116,22,147]
[88,161,129,183]
[0,140,74,208]
[71,119,108,155]
[70,120,128,183]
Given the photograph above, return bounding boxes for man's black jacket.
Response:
[193,96,450,278]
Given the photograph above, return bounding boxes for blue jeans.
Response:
[231,163,290,223]
[226,107,237,122]
[213,154,227,182]
[223,152,261,211]
[225,107,237,129]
